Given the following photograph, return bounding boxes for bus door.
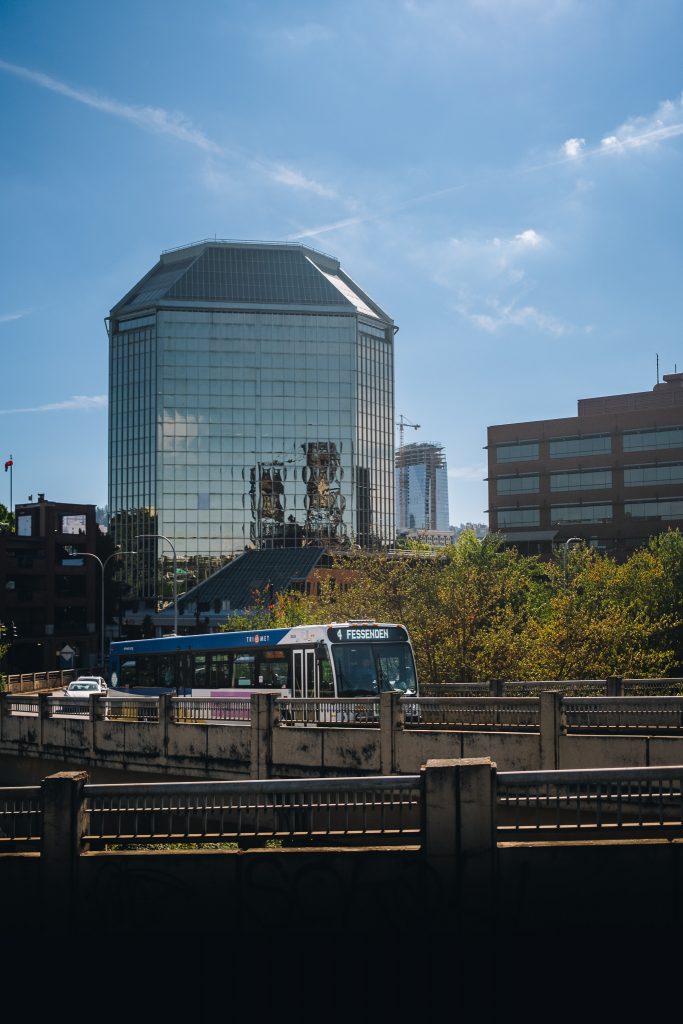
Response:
[293,648,318,707]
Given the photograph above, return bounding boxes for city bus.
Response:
[108,622,419,700]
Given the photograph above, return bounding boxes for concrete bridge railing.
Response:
[4,759,683,934]
[5,690,683,778]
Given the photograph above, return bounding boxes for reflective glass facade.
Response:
[395,443,449,531]
[108,242,396,598]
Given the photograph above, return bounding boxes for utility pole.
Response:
[396,415,420,530]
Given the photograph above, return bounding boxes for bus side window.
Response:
[259,653,289,689]
[121,660,136,688]
[211,653,231,687]
[194,654,208,687]
[233,655,255,688]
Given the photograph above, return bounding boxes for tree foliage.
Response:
[0,503,14,533]
[220,529,683,682]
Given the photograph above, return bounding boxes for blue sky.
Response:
[2,0,683,526]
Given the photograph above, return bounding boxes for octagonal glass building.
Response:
[108,240,396,598]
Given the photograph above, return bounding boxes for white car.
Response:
[63,677,108,697]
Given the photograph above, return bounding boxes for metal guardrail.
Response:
[173,697,251,723]
[83,775,422,846]
[563,697,683,733]
[5,694,40,714]
[497,765,683,840]
[105,699,159,723]
[8,691,683,734]
[502,679,607,697]
[0,786,42,848]
[422,678,683,697]
[423,680,609,697]
[402,697,540,730]
[623,678,683,696]
[278,698,380,726]
[47,696,92,718]
[7,765,683,851]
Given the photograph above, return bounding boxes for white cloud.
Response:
[563,137,585,159]
[557,94,683,165]
[512,228,543,248]
[269,164,338,199]
[413,227,571,336]
[0,59,342,202]
[0,59,221,154]
[457,300,570,336]
[0,311,30,324]
[0,394,107,415]
[432,227,546,289]
[289,214,369,240]
[599,95,683,154]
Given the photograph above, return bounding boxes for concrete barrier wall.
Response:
[4,690,683,779]
[4,759,683,938]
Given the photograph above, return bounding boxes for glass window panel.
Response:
[549,435,611,458]
[624,427,683,452]
[624,463,683,486]
[550,503,613,523]
[497,508,540,527]
[625,499,683,519]
[550,470,612,491]
[496,475,540,495]
[496,442,539,463]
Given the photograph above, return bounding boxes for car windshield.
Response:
[332,643,417,696]
[69,683,98,691]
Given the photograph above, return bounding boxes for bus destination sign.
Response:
[328,626,407,644]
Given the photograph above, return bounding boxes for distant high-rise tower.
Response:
[108,240,396,598]
[395,443,449,531]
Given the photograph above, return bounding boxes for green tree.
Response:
[0,502,14,532]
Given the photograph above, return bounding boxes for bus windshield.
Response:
[331,643,417,697]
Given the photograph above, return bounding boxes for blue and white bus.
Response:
[108,622,418,700]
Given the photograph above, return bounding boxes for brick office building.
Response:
[487,373,683,557]
[0,496,99,672]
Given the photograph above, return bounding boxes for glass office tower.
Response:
[395,443,449,531]
[108,241,396,598]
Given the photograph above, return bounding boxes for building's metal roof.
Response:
[176,546,327,615]
[111,241,392,323]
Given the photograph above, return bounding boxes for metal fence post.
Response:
[539,690,562,770]
[380,692,402,775]
[607,676,623,697]
[40,771,89,927]
[490,680,504,697]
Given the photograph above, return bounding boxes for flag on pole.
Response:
[4,458,12,472]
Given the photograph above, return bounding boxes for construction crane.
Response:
[396,415,420,531]
[397,414,420,450]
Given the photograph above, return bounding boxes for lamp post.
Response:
[563,536,583,585]
[77,550,135,669]
[137,533,178,636]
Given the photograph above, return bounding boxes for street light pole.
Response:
[563,536,583,585]
[78,550,135,668]
[137,533,178,636]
